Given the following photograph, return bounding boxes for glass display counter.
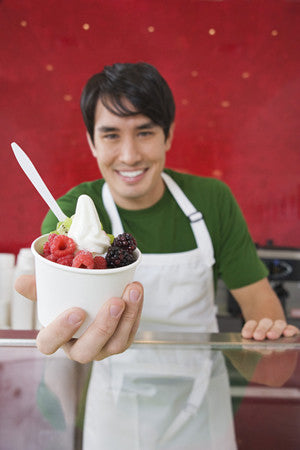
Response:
[0,330,299,450]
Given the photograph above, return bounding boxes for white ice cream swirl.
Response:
[68,194,111,254]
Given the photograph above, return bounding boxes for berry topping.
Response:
[72,251,95,269]
[94,256,108,269]
[43,241,52,257]
[48,233,58,243]
[105,246,136,268]
[112,233,137,253]
[43,233,58,256]
[45,254,58,262]
[57,254,74,266]
[50,235,76,258]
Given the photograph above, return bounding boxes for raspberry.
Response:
[48,233,57,244]
[105,246,136,268]
[72,251,94,269]
[45,254,58,262]
[113,233,137,253]
[43,241,51,257]
[57,254,74,266]
[50,235,76,258]
[94,256,108,269]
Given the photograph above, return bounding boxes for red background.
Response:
[1,0,299,255]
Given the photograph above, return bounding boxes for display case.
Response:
[0,330,299,450]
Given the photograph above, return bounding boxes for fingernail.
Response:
[110,304,123,317]
[67,312,84,326]
[129,288,140,303]
[254,330,264,340]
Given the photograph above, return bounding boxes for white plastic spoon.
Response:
[11,142,67,222]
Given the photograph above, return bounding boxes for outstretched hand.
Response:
[15,275,143,363]
[241,318,299,341]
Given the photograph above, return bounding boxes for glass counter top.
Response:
[1,328,300,348]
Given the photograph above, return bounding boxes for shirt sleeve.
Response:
[215,183,268,290]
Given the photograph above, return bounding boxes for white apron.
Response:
[83,173,236,450]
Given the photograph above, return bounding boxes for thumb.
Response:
[14,274,37,301]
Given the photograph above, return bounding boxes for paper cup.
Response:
[31,234,142,338]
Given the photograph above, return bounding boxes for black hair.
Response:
[80,62,175,143]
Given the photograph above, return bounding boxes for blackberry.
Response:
[113,233,137,253]
[106,246,136,268]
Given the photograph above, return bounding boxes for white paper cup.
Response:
[31,234,142,338]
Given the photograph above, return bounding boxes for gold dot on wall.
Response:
[271,29,278,36]
[242,71,250,79]
[191,70,198,77]
[46,64,54,71]
[212,169,223,178]
[182,98,189,106]
[83,23,90,30]
[221,100,230,108]
[208,28,216,36]
[148,26,155,32]
[63,94,73,101]
[20,20,27,27]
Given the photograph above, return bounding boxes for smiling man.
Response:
[17,62,298,449]
[87,101,174,209]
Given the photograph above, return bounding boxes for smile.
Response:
[118,169,146,179]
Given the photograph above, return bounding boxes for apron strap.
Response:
[102,183,124,236]
[161,172,203,221]
[161,172,214,260]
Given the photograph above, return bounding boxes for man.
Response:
[16,62,298,448]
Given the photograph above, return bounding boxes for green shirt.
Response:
[42,168,268,291]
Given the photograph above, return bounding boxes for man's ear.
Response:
[165,122,175,151]
[86,131,97,157]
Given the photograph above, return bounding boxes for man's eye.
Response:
[103,134,119,140]
[138,131,153,137]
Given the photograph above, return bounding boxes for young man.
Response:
[16,62,298,448]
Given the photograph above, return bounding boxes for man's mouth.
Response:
[116,169,148,182]
[118,169,145,178]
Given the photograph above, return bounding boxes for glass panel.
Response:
[1,331,299,449]
[0,331,90,450]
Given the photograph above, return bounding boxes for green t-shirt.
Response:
[41,168,268,291]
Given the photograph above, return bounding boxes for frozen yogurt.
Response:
[40,194,138,270]
[68,194,111,254]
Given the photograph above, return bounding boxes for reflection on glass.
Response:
[84,349,236,449]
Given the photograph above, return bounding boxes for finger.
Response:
[102,282,144,357]
[252,318,274,341]
[14,274,37,301]
[283,324,300,337]
[266,320,287,340]
[36,307,86,355]
[241,320,258,339]
[126,282,144,344]
[65,298,125,363]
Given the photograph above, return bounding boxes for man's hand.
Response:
[241,318,299,341]
[15,274,143,363]
[231,278,299,341]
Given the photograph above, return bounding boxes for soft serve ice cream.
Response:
[40,194,138,269]
[68,194,111,254]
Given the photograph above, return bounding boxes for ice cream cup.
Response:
[31,234,142,338]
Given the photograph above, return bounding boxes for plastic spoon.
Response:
[11,142,67,222]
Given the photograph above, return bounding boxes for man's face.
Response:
[87,100,174,210]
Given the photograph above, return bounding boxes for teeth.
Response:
[119,170,144,178]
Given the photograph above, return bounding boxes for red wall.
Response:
[1,0,299,254]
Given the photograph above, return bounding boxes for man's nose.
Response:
[119,137,142,164]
